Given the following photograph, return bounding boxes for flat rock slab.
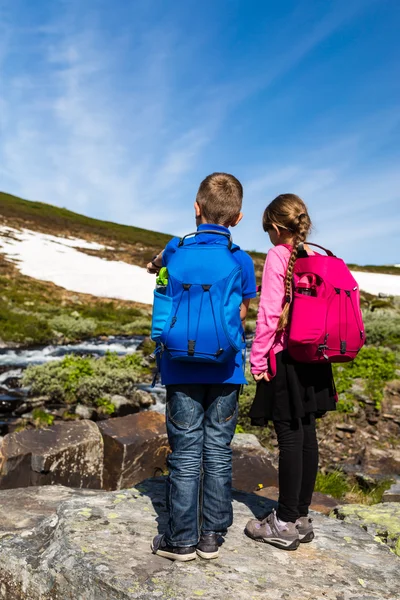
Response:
[0,421,103,489]
[335,502,400,556]
[0,479,398,600]
[98,412,170,490]
[0,486,102,536]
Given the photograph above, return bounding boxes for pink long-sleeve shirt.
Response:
[250,245,291,375]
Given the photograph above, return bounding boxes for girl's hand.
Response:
[252,371,271,383]
[253,372,265,382]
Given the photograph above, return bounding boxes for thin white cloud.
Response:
[0,6,214,225]
[0,0,397,267]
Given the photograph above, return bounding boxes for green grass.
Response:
[0,191,172,249]
[315,471,394,504]
[315,471,351,499]
[0,270,152,345]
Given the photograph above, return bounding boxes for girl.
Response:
[245,193,336,551]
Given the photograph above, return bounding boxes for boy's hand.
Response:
[147,252,163,274]
[147,261,161,274]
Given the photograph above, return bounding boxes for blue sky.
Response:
[0,0,399,264]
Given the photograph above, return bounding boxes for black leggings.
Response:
[273,413,318,523]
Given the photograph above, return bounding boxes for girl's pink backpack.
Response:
[286,243,365,363]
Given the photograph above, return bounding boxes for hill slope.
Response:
[0,191,172,261]
[0,191,399,345]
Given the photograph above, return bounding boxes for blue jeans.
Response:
[165,384,239,547]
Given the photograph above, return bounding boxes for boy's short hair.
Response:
[196,173,243,224]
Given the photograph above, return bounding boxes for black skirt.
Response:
[249,351,337,425]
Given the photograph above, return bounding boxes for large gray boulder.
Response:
[0,478,398,600]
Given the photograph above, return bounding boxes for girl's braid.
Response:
[277,213,310,331]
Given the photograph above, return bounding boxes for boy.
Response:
[147,173,256,561]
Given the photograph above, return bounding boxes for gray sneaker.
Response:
[245,509,300,551]
[296,516,314,543]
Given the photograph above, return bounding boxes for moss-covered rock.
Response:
[0,480,400,599]
[335,502,400,556]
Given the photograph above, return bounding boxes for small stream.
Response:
[0,336,166,434]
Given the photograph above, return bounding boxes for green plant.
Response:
[95,397,115,415]
[336,396,355,413]
[49,314,97,338]
[138,338,156,356]
[22,352,151,405]
[32,408,55,428]
[314,471,350,500]
[362,310,400,349]
[333,346,396,410]
[121,317,151,335]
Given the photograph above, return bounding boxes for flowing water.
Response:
[0,336,167,433]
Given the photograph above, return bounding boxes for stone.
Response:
[75,404,95,420]
[110,390,154,417]
[255,486,339,516]
[0,421,103,489]
[383,482,400,503]
[98,411,169,490]
[231,433,263,449]
[231,435,278,493]
[355,471,380,490]
[0,479,399,599]
[335,502,400,556]
[335,423,356,433]
[133,389,155,408]
[13,397,47,416]
[366,446,400,476]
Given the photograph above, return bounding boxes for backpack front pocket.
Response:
[151,290,173,342]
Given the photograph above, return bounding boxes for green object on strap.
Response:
[156,267,168,286]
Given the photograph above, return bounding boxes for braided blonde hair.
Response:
[263,194,312,330]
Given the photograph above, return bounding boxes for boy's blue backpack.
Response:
[151,230,244,364]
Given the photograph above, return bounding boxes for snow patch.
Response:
[350,270,400,296]
[0,226,398,301]
[0,226,155,304]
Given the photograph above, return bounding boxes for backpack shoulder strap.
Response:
[298,242,335,257]
[178,230,234,251]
